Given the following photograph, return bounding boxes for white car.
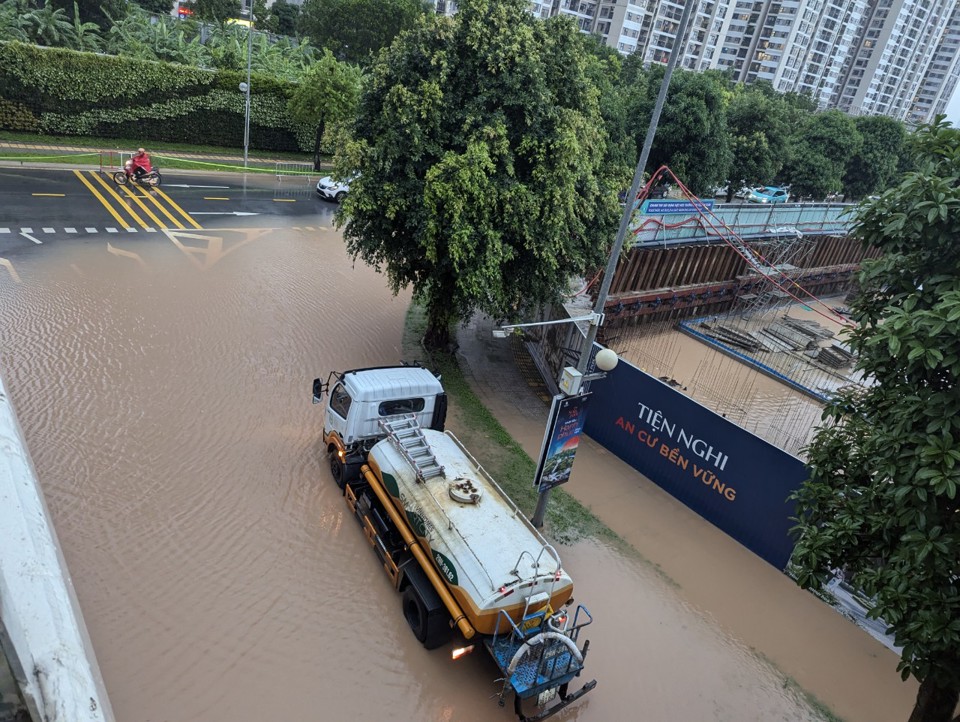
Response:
[316,175,352,202]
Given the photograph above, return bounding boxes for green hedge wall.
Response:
[0,42,312,153]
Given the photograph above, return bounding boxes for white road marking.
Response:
[145,228,157,233]
[20,232,42,244]
[21,227,32,233]
[187,211,260,216]
[125,228,137,233]
[65,227,77,233]
[164,184,230,189]
[42,228,54,233]
[85,228,97,233]
[106,228,118,233]
[0,228,9,234]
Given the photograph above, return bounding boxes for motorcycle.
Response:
[113,159,162,188]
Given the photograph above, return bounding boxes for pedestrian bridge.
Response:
[630,201,854,247]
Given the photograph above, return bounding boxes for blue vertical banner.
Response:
[584,356,807,569]
[534,393,590,492]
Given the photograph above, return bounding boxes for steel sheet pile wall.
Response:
[584,357,808,569]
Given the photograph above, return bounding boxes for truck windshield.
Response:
[329,383,352,419]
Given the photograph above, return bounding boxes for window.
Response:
[378,398,426,417]
[329,383,352,419]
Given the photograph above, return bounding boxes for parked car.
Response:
[316,175,353,202]
[746,186,790,204]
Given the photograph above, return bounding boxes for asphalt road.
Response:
[0,166,338,258]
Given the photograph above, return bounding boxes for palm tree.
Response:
[0,0,31,41]
[68,1,102,52]
[23,0,75,47]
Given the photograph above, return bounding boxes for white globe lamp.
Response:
[595,347,619,372]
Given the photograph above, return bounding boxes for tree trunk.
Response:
[312,121,325,172]
[422,302,455,352]
[908,677,959,722]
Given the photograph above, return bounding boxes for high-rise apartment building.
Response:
[424,0,960,123]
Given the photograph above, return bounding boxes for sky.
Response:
[945,87,960,126]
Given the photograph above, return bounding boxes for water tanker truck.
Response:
[311,364,596,721]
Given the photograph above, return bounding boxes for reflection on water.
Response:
[0,231,883,721]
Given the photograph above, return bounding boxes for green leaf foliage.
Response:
[791,117,960,718]
[298,0,429,66]
[843,115,906,200]
[782,109,861,198]
[337,0,624,348]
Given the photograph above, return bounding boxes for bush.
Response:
[0,41,311,152]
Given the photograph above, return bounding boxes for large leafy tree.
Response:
[725,83,793,188]
[288,49,362,169]
[791,117,960,722]
[782,109,861,198]
[297,0,428,65]
[624,66,732,195]
[337,0,622,349]
[191,0,241,22]
[843,114,907,199]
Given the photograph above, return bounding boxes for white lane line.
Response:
[145,228,156,233]
[125,228,137,233]
[0,228,10,233]
[65,227,77,233]
[42,227,54,233]
[21,227,32,233]
[106,228,118,233]
[85,227,97,233]
[20,231,42,245]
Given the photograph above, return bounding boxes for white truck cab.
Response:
[312,364,447,486]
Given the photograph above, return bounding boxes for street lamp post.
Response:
[513,0,696,529]
[242,2,254,170]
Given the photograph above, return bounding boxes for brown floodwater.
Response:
[0,228,907,721]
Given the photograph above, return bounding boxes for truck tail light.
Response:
[451,645,475,660]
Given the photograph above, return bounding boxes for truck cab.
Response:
[313,364,447,486]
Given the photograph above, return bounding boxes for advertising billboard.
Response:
[584,358,807,569]
[534,393,589,492]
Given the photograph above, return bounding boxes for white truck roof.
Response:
[342,366,443,402]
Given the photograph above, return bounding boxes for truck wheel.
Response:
[402,585,428,644]
[402,585,451,650]
[329,449,346,490]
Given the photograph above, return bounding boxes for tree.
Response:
[68,0,101,51]
[337,0,621,349]
[133,0,174,14]
[270,0,299,36]
[624,66,732,196]
[843,115,907,199]
[782,109,861,198]
[288,49,362,170]
[298,0,428,65]
[192,0,240,22]
[23,0,75,46]
[791,117,960,722]
[725,84,793,188]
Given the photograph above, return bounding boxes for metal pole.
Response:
[243,3,253,170]
[530,0,696,529]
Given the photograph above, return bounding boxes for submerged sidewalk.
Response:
[455,313,917,722]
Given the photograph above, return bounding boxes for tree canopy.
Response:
[791,117,960,722]
[337,0,625,348]
[782,109,861,198]
[843,115,907,199]
[298,0,429,65]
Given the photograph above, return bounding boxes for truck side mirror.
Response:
[312,378,326,404]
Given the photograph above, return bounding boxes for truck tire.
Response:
[329,448,346,490]
[401,584,450,650]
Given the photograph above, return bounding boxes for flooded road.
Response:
[0,198,905,721]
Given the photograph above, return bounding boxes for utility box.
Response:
[559,366,583,396]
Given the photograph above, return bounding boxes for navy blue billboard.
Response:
[584,358,807,569]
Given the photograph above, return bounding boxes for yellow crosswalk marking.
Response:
[115,184,168,230]
[153,187,203,229]
[73,170,132,229]
[88,172,150,230]
[129,185,186,230]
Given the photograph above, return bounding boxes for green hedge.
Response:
[0,42,311,153]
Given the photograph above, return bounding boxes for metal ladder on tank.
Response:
[380,415,445,482]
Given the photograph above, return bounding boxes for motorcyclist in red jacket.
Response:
[125,148,152,180]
